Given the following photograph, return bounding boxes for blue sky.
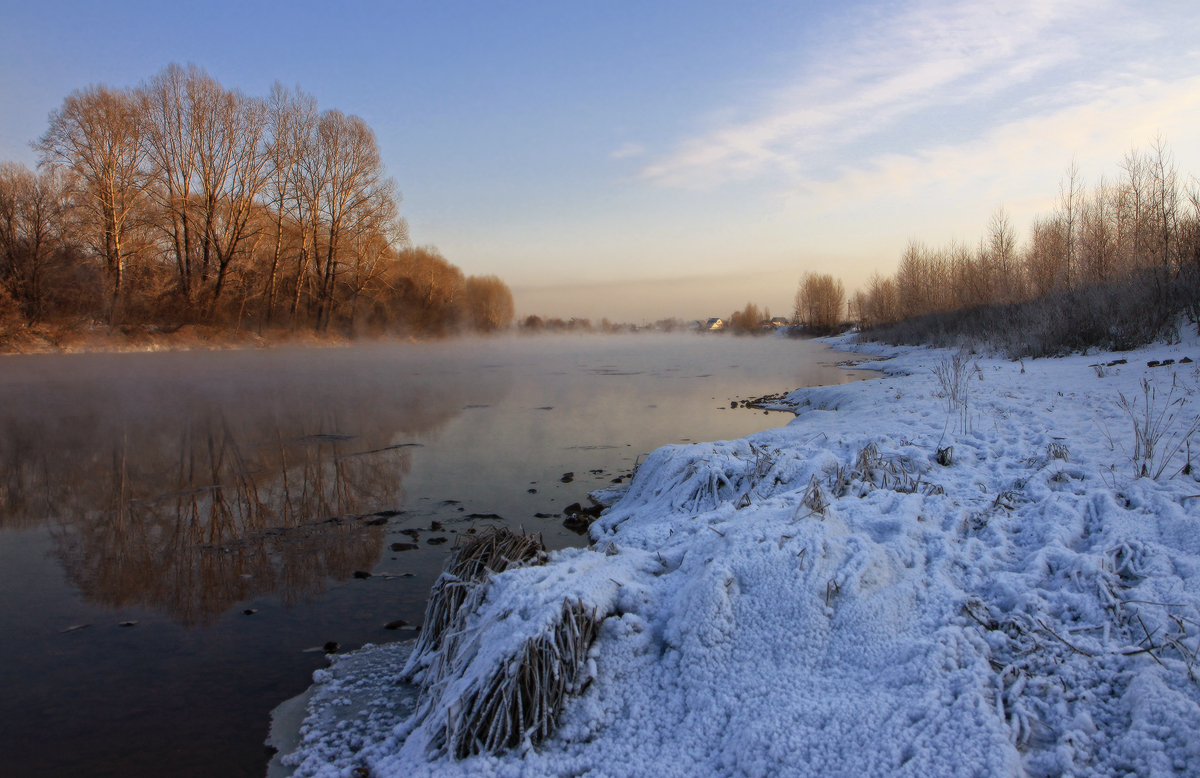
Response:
[2,0,1199,321]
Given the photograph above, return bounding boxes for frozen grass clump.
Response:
[404,526,548,680]
[427,597,601,758]
[1116,377,1200,479]
[399,527,605,760]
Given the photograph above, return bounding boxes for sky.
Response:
[2,0,1199,322]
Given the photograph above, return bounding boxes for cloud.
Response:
[786,73,1200,220]
[610,142,645,160]
[635,0,1182,190]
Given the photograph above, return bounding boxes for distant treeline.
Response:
[846,140,1200,356]
[519,316,689,333]
[0,63,514,343]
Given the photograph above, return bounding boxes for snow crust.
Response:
[282,333,1200,777]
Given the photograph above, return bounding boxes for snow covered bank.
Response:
[279,335,1200,777]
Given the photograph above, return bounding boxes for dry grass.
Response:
[1117,377,1200,479]
[409,526,547,666]
[430,598,601,758]
[402,527,606,758]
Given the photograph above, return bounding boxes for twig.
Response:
[1036,618,1093,657]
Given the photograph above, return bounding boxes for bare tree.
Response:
[728,301,763,333]
[140,64,203,306]
[0,164,73,322]
[462,275,515,332]
[262,82,317,326]
[202,89,270,312]
[1080,177,1116,283]
[1118,146,1151,270]
[987,205,1020,303]
[395,245,464,333]
[1147,134,1181,270]
[310,110,394,330]
[35,84,149,322]
[793,273,844,332]
[1058,158,1083,287]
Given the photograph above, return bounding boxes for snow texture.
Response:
[281,332,1200,777]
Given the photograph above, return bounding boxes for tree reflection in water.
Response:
[0,350,499,626]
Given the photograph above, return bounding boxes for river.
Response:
[0,332,874,778]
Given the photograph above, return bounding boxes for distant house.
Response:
[770,317,790,327]
[704,318,725,331]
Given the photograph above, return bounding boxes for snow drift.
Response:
[279,334,1200,778]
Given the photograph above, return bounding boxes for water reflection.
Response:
[0,349,506,625]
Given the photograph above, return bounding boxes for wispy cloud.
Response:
[610,142,645,160]
[637,0,1158,189]
[787,73,1200,215]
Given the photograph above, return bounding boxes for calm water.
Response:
[0,333,874,778]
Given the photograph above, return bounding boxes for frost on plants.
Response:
[399,527,604,760]
[404,526,548,680]
[1116,377,1200,478]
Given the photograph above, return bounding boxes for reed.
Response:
[405,526,548,675]
[401,526,604,759]
[430,597,601,758]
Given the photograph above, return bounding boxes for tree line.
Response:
[0,63,514,342]
[784,139,1200,356]
[850,141,1199,330]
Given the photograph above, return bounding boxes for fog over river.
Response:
[0,333,873,778]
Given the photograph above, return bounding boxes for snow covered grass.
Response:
[281,329,1200,778]
[398,527,602,759]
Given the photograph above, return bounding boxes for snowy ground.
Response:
[277,331,1200,777]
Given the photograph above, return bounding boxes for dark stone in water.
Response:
[1182,357,1194,364]
[383,620,408,630]
[353,571,372,579]
[427,537,449,545]
[534,512,557,518]
[390,543,418,552]
[430,521,443,531]
[612,476,624,483]
[1148,360,1161,367]
[528,488,537,493]
[118,621,138,627]
[375,509,405,518]
[400,529,420,539]
[562,515,591,534]
[324,641,340,653]
[243,609,257,615]
[467,513,503,519]
[364,517,389,526]
[730,401,738,408]
[560,472,574,483]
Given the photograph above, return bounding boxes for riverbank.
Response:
[278,330,1200,777]
[0,320,367,354]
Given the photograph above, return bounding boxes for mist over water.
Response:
[0,333,873,778]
